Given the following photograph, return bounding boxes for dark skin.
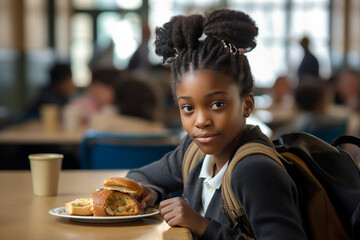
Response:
[138,70,254,237]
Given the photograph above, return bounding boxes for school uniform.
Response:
[126,125,307,240]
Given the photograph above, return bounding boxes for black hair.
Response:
[154,9,258,99]
[91,68,124,87]
[49,63,72,86]
[115,78,158,121]
[295,83,325,111]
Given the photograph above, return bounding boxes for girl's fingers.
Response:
[161,207,177,222]
[140,195,153,209]
[161,205,181,226]
[159,201,175,217]
[159,198,186,226]
[138,185,158,209]
[159,197,182,209]
[159,197,182,215]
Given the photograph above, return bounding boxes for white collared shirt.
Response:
[199,154,229,216]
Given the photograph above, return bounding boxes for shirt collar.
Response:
[199,155,229,189]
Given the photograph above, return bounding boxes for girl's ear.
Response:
[242,94,254,118]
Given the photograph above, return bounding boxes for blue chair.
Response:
[79,129,181,169]
[301,118,348,144]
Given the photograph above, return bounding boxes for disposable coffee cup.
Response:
[62,105,80,133]
[40,104,60,133]
[29,153,63,197]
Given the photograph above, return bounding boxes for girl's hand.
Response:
[159,197,209,237]
[138,184,158,209]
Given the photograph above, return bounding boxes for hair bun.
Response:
[172,15,204,52]
[155,15,204,63]
[155,16,180,63]
[204,9,258,50]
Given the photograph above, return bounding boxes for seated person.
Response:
[333,68,360,111]
[275,82,348,143]
[115,78,159,122]
[23,62,75,120]
[64,68,121,126]
[267,75,296,123]
[89,77,166,134]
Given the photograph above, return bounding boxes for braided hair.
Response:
[155,9,258,99]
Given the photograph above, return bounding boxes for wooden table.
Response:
[0,120,85,169]
[0,120,85,144]
[0,120,181,170]
[0,170,193,240]
[0,119,176,145]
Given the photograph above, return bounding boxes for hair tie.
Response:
[221,40,252,55]
[164,48,179,64]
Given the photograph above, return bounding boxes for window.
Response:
[71,0,143,87]
[70,0,331,88]
[229,0,330,87]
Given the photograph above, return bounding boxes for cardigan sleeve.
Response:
[126,134,193,200]
[201,154,307,240]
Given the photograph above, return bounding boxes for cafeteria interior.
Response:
[0,0,360,169]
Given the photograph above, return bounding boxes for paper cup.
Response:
[62,105,80,133]
[40,104,60,133]
[29,153,63,196]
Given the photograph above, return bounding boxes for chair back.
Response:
[79,129,181,169]
[302,118,348,144]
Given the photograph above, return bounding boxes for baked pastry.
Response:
[92,177,142,217]
[103,177,142,195]
[64,198,93,216]
[92,189,140,216]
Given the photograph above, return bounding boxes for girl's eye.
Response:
[210,101,225,110]
[181,105,194,113]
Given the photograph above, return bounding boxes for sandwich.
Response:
[64,198,93,216]
[92,177,142,217]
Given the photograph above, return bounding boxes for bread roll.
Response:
[92,189,140,216]
[103,177,142,195]
[64,198,93,216]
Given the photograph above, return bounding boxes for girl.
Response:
[126,9,307,240]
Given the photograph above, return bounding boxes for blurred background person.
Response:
[253,75,296,137]
[267,75,296,123]
[89,75,166,134]
[63,68,121,126]
[327,68,360,165]
[22,62,75,121]
[127,23,152,72]
[297,36,320,84]
[275,81,348,143]
[115,78,159,122]
[333,68,360,112]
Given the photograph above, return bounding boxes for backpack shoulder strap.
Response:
[332,135,360,148]
[182,141,206,188]
[222,142,285,238]
[181,141,286,237]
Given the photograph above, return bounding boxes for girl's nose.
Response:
[195,110,212,129]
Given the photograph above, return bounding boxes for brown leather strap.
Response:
[182,141,205,188]
[182,141,286,238]
[222,142,285,236]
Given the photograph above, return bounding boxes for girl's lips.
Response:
[195,135,218,143]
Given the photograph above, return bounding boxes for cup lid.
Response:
[28,153,64,160]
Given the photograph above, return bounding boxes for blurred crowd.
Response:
[18,60,176,135]
[253,38,360,164]
[14,35,360,165]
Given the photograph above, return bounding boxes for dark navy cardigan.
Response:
[126,125,307,240]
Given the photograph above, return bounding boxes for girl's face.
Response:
[176,71,254,159]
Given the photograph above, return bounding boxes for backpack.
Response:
[182,132,360,240]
